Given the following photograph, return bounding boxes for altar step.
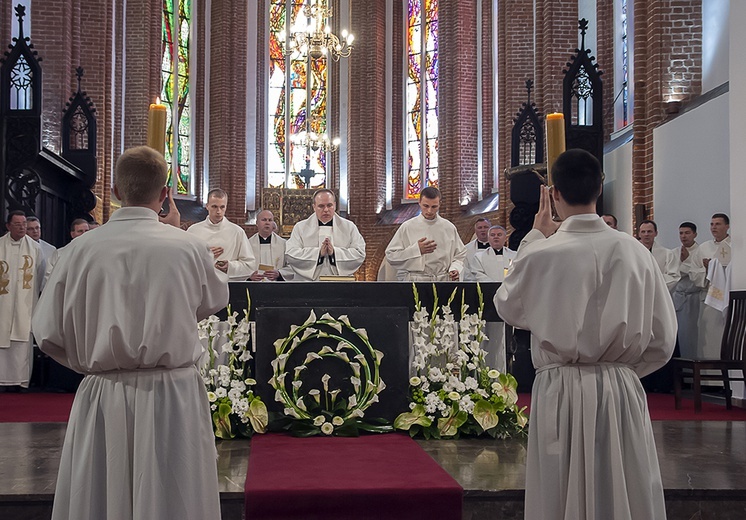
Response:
[2,421,746,520]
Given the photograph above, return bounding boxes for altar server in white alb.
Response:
[248,209,292,281]
[464,225,516,282]
[495,149,677,520]
[638,219,680,291]
[32,146,229,520]
[285,189,366,281]
[0,211,41,389]
[697,213,731,359]
[188,188,256,280]
[385,186,466,281]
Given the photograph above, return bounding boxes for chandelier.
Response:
[290,129,341,153]
[285,1,354,61]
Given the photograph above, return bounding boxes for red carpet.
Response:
[244,433,462,520]
[2,392,746,423]
[0,392,75,422]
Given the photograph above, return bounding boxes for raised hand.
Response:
[533,186,560,238]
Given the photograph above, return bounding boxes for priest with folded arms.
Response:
[32,146,228,520]
[187,188,256,280]
[0,210,41,390]
[248,209,292,281]
[285,189,366,281]
[495,149,676,520]
[385,186,466,281]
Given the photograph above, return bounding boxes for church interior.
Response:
[1,0,746,519]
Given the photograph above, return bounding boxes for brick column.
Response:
[535,0,578,117]
[596,0,615,139]
[208,0,249,222]
[438,0,478,218]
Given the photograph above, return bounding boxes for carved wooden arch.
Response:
[510,79,544,167]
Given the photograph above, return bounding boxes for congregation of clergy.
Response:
[0,183,732,394]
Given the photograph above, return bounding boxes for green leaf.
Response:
[437,409,468,437]
[393,404,432,430]
[247,398,269,434]
[473,400,500,431]
[213,402,234,439]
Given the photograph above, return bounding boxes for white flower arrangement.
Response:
[394,284,528,439]
[269,310,392,437]
[199,292,268,439]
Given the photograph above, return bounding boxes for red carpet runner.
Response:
[244,433,463,520]
[2,393,746,422]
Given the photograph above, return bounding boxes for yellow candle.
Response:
[147,99,167,156]
[545,112,566,185]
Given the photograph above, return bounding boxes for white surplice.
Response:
[187,216,256,280]
[464,247,516,282]
[650,241,681,291]
[248,231,294,280]
[32,206,229,520]
[697,236,731,358]
[672,243,706,358]
[0,234,40,387]
[285,214,366,281]
[495,214,677,520]
[385,214,466,281]
[464,238,490,279]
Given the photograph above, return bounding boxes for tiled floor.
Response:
[1,421,745,519]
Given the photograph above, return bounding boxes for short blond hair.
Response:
[115,146,167,205]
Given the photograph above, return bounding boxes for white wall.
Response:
[653,94,731,249]
[603,138,633,234]
[730,0,746,292]
[702,0,730,93]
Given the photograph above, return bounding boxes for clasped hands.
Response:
[320,237,334,257]
[533,186,561,238]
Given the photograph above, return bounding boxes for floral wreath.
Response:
[268,310,392,436]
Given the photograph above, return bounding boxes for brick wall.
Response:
[1,2,11,60]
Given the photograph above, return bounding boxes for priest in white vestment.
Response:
[672,222,707,358]
[248,209,292,281]
[463,217,491,278]
[285,189,366,281]
[495,149,676,520]
[385,186,466,281]
[464,225,516,372]
[32,146,228,520]
[187,188,256,280]
[0,211,41,388]
[697,213,731,359]
[639,220,680,291]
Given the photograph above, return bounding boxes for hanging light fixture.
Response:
[285,0,354,62]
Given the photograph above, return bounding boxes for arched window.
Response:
[161,0,192,195]
[268,0,329,189]
[405,0,438,200]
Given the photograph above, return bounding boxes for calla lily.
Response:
[304,352,322,364]
[313,415,325,426]
[339,315,352,327]
[303,310,317,326]
[321,374,331,391]
[318,345,334,355]
[321,422,334,435]
[332,416,344,426]
[354,328,369,341]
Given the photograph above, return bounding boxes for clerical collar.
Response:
[477,241,490,249]
[258,235,272,245]
[493,248,503,255]
[318,220,333,227]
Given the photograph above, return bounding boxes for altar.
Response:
[226,282,505,421]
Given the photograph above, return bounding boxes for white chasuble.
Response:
[385,214,466,281]
[187,216,256,280]
[495,214,676,520]
[285,214,366,281]
[697,236,731,358]
[32,206,229,520]
[0,234,40,386]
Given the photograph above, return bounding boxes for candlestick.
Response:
[147,99,167,156]
[545,112,566,185]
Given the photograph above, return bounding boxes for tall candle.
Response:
[545,112,566,185]
[147,99,167,156]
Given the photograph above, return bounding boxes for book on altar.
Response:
[319,275,356,281]
[257,264,275,273]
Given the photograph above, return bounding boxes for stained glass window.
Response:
[621,0,629,126]
[161,0,191,195]
[405,0,438,200]
[269,0,328,189]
